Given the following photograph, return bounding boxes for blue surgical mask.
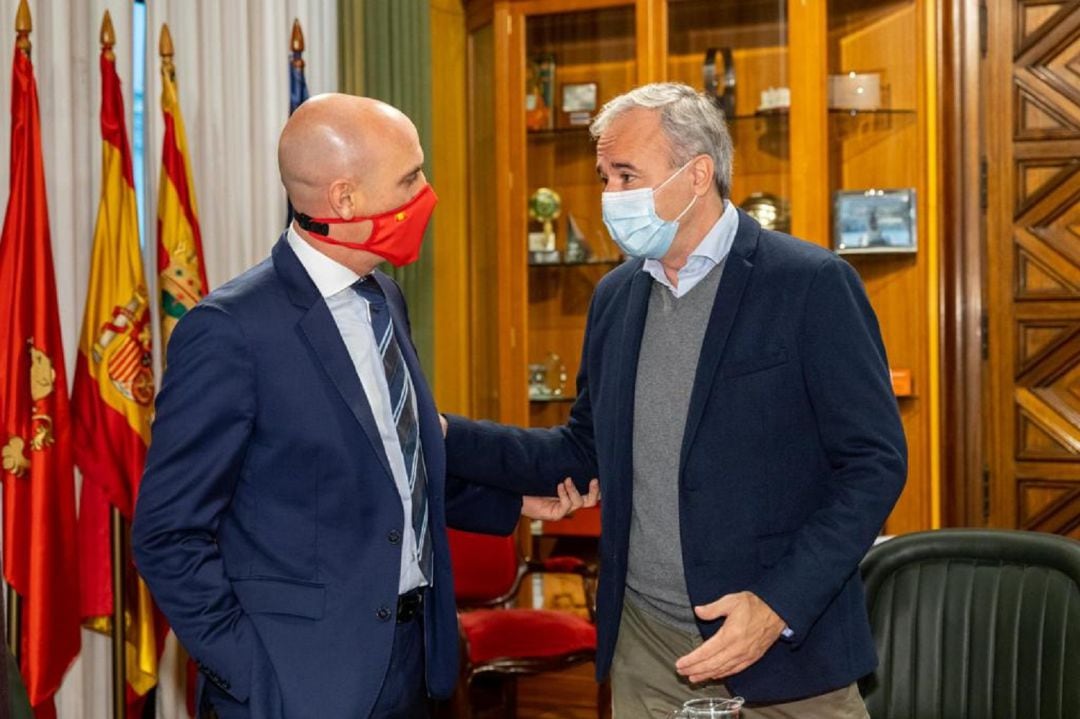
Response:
[601,159,698,259]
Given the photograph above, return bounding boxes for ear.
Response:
[327,179,360,220]
[691,154,715,197]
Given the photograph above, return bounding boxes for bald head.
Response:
[278,93,422,217]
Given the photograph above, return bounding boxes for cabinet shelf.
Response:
[529,395,574,404]
[528,127,591,141]
[528,258,623,268]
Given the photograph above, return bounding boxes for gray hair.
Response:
[590,82,733,199]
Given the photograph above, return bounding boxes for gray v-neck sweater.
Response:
[625,260,725,633]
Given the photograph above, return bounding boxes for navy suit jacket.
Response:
[445,211,907,703]
[132,236,522,718]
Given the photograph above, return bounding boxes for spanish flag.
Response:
[0,2,80,715]
[157,24,207,348]
[71,11,162,705]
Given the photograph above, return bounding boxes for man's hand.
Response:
[439,413,448,438]
[521,478,600,521]
[674,591,785,683]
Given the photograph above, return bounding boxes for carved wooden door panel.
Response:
[985,0,1080,537]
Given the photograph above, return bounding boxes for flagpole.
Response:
[111,508,126,719]
[4,0,34,673]
[5,589,18,661]
[101,13,127,717]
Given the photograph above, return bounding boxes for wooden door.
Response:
[985,0,1080,537]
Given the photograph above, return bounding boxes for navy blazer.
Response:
[446,211,907,703]
[132,236,522,718]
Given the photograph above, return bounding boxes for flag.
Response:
[286,18,308,225]
[157,24,207,349]
[71,11,163,705]
[0,3,81,713]
[157,26,206,716]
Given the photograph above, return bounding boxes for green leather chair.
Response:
[860,529,1080,719]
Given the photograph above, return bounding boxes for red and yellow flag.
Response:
[157,23,207,347]
[71,11,163,704]
[0,3,81,714]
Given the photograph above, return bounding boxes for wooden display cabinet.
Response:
[465,0,940,538]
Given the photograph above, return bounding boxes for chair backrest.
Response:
[447,528,523,605]
[860,529,1080,719]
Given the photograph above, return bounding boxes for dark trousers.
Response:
[370,609,429,718]
[201,611,429,719]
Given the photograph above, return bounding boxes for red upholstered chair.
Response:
[447,528,610,719]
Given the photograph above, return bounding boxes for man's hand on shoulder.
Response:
[521,478,600,521]
[674,591,786,683]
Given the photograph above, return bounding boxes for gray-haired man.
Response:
[444,83,906,717]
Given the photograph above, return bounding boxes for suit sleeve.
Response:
[131,304,261,702]
[748,257,907,642]
[443,476,523,536]
[444,294,601,497]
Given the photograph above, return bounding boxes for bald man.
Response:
[132,94,595,719]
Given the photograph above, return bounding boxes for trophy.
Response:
[564,214,591,263]
[527,353,567,399]
[544,352,567,397]
[528,363,549,399]
[528,187,562,264]
[703,47,736,118]
[739,192,791,233]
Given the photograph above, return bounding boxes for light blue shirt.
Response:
[642,200,738,297]
[287,227,427,593]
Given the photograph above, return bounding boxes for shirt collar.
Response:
[641,199,738,283]
[287,225,362,298]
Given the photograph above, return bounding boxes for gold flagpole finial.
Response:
[291,19,305,53]
[15,0,32,56]
[100,10,116,61]
[160,23,174,59]
[160,23,175,79]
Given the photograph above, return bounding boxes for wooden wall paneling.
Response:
[939,0,983,528]
[636,0,665,83]
[788,0,830,246]
[500,5,531,427]
[432,0,473,415]
[921,0,943,531]
[985,0,1080,538]
[467,0,494,31]
[467,21,501,420]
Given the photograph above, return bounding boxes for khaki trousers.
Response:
[611,599,869,719]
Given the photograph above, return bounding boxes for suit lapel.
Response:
[273,237,395,483]
[612,266,653,510]
[679,211,761,470]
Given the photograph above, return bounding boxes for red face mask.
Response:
[294,184,439,267]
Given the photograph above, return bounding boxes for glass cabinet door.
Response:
[667,1,792,235]
[826,0,920,257]
[523,4,638,431]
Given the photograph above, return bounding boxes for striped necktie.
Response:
[353,277,432,580]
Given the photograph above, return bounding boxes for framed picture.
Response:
[560,82,598,128]
[832,188,917,255]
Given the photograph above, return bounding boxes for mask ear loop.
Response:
[654,156,698,193]
[656,156,700,223]
[293,211,330,236]
[674,193,698,222]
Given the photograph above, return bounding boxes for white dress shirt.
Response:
[287,227,427,593]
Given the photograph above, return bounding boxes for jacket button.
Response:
[377,606,392,621]
[388,529,402,545]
